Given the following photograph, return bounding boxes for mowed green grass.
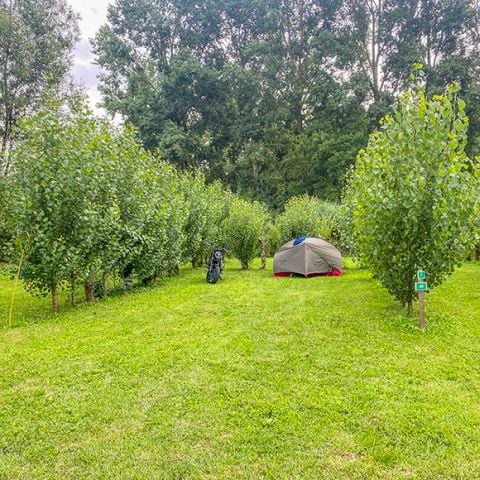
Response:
[1,260,480,479]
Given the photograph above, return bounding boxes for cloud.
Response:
[72,62,101,89]
[68,0,110,114]
[73,39,92,62]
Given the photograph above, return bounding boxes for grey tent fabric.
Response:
[273,237,342,277]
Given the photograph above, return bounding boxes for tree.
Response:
[9,101,94,311]
[334,0,480,123]
[93,0,356,206]
[119,155,188,286]
[275,195,343,248]
[93,0,480,209]
[345,78,480,314]
[224,196,266,269]
[0,0,79,159]
[181,172,231,268]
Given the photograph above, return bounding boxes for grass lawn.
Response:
[1,259,480,479]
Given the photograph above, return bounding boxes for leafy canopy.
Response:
[224,197,266,269]
[345,78,480,307]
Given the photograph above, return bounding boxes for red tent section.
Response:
[273,268,342,278]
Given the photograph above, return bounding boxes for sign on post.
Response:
[416,269,427,329]
[415,281,428,292]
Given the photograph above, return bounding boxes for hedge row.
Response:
[0,101,266,311]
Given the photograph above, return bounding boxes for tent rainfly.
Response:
[273,237,342,277]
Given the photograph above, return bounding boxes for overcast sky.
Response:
[68,0,111,113]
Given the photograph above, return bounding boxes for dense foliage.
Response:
[93,0,480,208]
[273,195,346,250]
[345,80,480,311]
[224,197,266,269]
[0,0,79,157]
[0,173,12,261]
[181,173,231,268]
[5,102,238,311]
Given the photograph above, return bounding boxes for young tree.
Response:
[224,196,266,269]
[345,78,480,314]
[181,172,231,268]
[9,103,89,311]
[66,115,125,304]
[0,0,79,157]
[121,155,187,285]
[275,195,343,248]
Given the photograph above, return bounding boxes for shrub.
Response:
[181,172,231,267]
[275,195,346,250]
[224,197,266,269]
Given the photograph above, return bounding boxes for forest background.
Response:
[2,0,480,210]
[93,0,480,209]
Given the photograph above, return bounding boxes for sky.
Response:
[68,0,111,113]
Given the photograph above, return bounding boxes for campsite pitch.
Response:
[1,260,480,479]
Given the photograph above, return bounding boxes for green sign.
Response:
[417,270,426,280]
[415,282,428,292]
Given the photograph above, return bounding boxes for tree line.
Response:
[1,80,478,318]
[1,100,273,312]
[92,0,480,208]
[2,0,480,209]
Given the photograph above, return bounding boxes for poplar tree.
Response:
[346,77,479,313]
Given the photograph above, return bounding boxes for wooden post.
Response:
[85,271,94,302]
[418,291,425,329]
[259,236,266,270]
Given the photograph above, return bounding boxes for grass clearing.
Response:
[1,260,480,479]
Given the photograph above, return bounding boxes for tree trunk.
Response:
[70,276,76,306]
[476,245,480,261]
[52,283,59,313]
[85,271,94,302]
[101,272,108,298]
[241,261,249,270]
[192,259,197,269]
[259,237,266,270]
[407,299,413,316]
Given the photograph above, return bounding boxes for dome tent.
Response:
[273,237,342,277]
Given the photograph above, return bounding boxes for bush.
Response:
[181,172,231,267]
[224,197,266,269]
[275,195,346,250]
